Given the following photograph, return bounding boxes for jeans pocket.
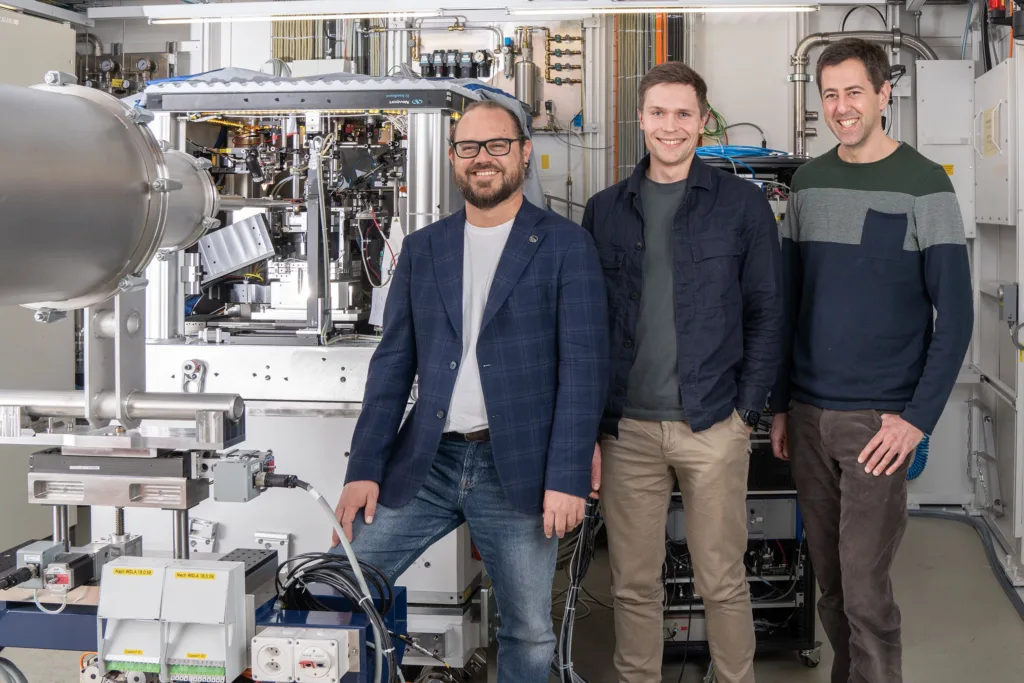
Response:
[860,209,908,262]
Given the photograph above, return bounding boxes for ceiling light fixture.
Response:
[150,10,440,26]
[507,4,819,16]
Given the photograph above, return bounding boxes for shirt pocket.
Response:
[690,236,742,309]
[860,209,908,262]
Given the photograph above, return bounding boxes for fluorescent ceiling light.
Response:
[508,4,819,15]
[151,10,439,25]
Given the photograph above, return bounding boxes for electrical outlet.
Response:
[252,635,295,682]
[253,627,350,683]
[295,643,334,681]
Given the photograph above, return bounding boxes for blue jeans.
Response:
[337,438,558,683]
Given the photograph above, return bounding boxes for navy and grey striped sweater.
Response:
[769,143,973,434]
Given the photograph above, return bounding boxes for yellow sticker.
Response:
[123,649,144,656]
[541,154,550,170]
[186,653,207,660]
[111,79,124,88]
[942,164,954,176]
[113,568,154,577]
[174,571,216,581]
[983,107,999,157]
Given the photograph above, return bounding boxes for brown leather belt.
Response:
[442,428,490,442]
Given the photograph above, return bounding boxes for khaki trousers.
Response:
[601,415,756,683]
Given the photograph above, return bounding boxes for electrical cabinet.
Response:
[974,58,1017,226]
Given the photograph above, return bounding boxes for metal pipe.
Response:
[791,29,938,155]
[52,505,70,551]
[172,510,189,560]
[219,196,304,210]
[76,33,102,57]
[3,390,245,422]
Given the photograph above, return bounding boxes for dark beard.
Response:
[454,162,526,210]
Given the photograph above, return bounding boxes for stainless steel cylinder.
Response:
[172,509,189,560]
[0,81,219,311]
[514,60,540,117]
[160,150,220,252]
[53,505,70,551]
[0,82,168,310]
[4,390,245,422]
[407,111,448,233]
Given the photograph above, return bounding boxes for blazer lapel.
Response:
[432,212,465,341]
[479,202,545,332]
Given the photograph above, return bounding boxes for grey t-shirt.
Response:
[623,175,688,422]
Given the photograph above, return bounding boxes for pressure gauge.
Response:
[99,59,116,73]
[473,50,487,64]
[136,58,154,72]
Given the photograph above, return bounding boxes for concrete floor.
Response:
[4,516,1024,683]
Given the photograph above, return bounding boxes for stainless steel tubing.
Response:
[219,196,304,210]
[53,505,70,551]
[790,30,938,156]
[2,390,245,422]
[172,509,189,560]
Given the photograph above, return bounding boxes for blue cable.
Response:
[907,433,929,481]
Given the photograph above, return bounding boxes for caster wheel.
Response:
[799,647,821,668]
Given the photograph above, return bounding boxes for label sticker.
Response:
[186,653,207,660]
[942,164,954,176]
[113,568,153,577]
[174,571,216,581]
[123,649,144,656]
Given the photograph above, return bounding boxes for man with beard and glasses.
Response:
[331,100,608,683]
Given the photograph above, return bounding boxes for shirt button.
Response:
[624,339,632,348]
[449,361,458,370]
[635,242,643,251]
[630,291,640,301]
[436,410,445,419]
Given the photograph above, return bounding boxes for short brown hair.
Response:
[452,100,527,141]
[816,38,890,94]
[638,61,709,114]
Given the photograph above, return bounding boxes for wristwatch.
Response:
[740,409,761,427]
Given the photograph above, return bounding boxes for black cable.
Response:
[909,510,1024,620]
[553,499,600,683]
[982,0,994,72]
[841,5,888,32]
[276,551,398,682]
[0,568,33,591]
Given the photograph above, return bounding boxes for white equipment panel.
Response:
[917,60,976,238]
[974,58,1017,226]
[98,557,247,683]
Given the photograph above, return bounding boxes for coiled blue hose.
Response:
[907,433,929,480]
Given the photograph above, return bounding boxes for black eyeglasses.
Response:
[450,137,525,159]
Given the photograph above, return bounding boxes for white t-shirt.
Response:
[444,218,515,433]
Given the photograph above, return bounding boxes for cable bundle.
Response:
[552,498,601,683]
[275,552,399,683]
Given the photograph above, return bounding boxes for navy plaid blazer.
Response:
[345,198,609,515]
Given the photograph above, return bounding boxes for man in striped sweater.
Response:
[769,39,973,683]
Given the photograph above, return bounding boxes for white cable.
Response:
[306,486,386,683]
[32,589,67,614]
